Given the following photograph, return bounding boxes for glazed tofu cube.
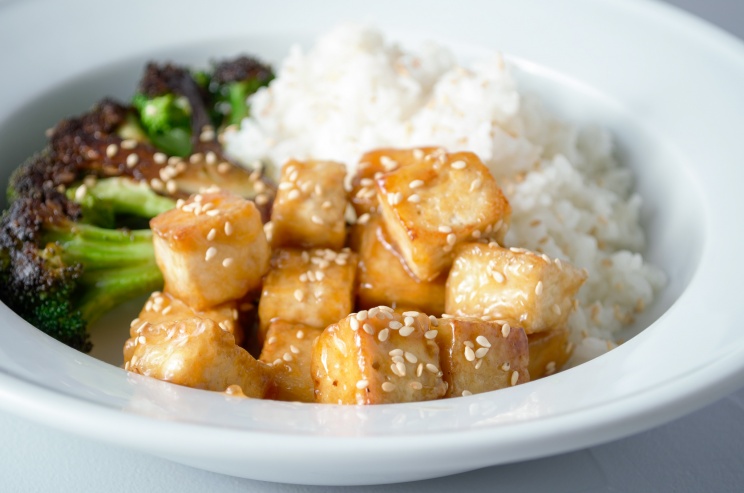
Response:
[259,321,324,403]
[311,307,447,405]
[349,147,442,217]
[435,317,529,398]
[257,248,357,342]
[352,214,446,315]
[150,191,270,310]
[126,291,247,359]
[124,317,271,397]
[376,151,511,281]
[528,328,573,379]
[271,159,348,249]
[445,243,587,334]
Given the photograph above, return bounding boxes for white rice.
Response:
[225,24,666,364]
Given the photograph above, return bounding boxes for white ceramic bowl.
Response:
[2,0,744,486]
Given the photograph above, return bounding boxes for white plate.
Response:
[1,0,744,486]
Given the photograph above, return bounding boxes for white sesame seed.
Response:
[389,349,404,357]
[396,361,407,376]
[493,271,505,283]
[501,324,511,338]
[349,318,360,331]
[404,352,418,364]
[278,182,293,190]
[464,346,476,361]
[382,382,396,392]
[283,352,293,362]
[402,311,420,317]
[378,328,389,341]
[390,363,403,377]
[464,341,474,348]
[451,160,466,170]
[224,222,233,236]
[535,281,544,296]
[424,330,438,340]
[222,258,234,268]
[476,335,491,347]
[161,305,172,315]
[546,361,557,375]
[404,316,414,327]
[438,225,452,233]
[356,379,369,389]
[150,178,164,191]
[357,213,370,225]
[106,144,118,158]
[462,390,473,396]
[290,345,300,354]
[407,194,421,203]
[388,192,403,206]
[205,247,217,261]
[475,347,489,358]
[446,233,457,245]
[410,381,423,390]
[426,363,439,374]
[267,336,277,345]
[126,153,139,168]
[311,215,324,225]
[293,289,304,302]
[355,311,368,321]
[552,304,562,315]
[429,316,439,327]
[472,230,482,239]
[363,323,375,334]
[74,184,87,202]
[207,228,217,241]
[360,178,374,187]
[388,321,403,330]
[399,326,414,337]
[413,149,425,159]
[469,177,482,192]
[409,179,424,189]
[121,139,137,149]
[511,371,519,386]
[502,362,511,371]
[287,189,300,201]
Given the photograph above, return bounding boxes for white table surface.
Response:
[2,1,743,491]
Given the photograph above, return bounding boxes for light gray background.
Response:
[2,1,743,491]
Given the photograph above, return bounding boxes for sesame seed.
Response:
[311,215,324,225]
[462,390,473,396]
[388,321,403,330]
[126,153,139,168]
[476,336,491,347]
[150,178,164,191]
[446,233,457,245]
[404,316,414,327]
[224,222,233,236]
[363,323,375,334]
[464,341,474,348]
[189,153,204,164]
[402,311,419,317]
[121,139,137,149]
[207,228,217,241]
[293,289,304,302]
[552,304,562,315]
[390,363,403,377]
[356,213,370,225]
[161,306,172,315]
[409,179,424,189]
[469,177,482,192]
[429,316,439,327]
[153,152,167,164]
[424,330,438,339]
[404,352,418,364]
[451,160,466,170]
[205,247,217,261]
[349,318,360,331]
[501,324,511,337]
[464,346,476,361]
[106,144,118,158]
[378,328,389,341]
[382,382,396,392]
[493,271,505,283]
[290,345,300,354]
[407,194,421,203]
[388,192,403,206]
[299,273,308,283]
[356,311,368,321]
[380,156,398,170]
[267,336,277,345]
[438,225,452,233]
[396,361,407,376]
[278,182,293,190]
[356,379,369,389]
[283,352,293,362]
[389,349,404,357]
[74,184,87,202]
[475,347,489,358]
[502,362,511,371]
[511,371,519,386]
[472,230,482,239]
[360,178,374,187]
[222,258,234,268]
[399,326,414,337]
[535,281,543,296]
[410,381,423,390]
[256,194,269,205]
[426,363,439,374]
[368,307,379,317]
[205,152,217,165]
[413,149,425,159]
[287,189,300,201]
[272,358,282,366]
[166,180,177,194]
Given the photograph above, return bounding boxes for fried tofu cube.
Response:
[312,308,447,404]
[528,328,573,379]
[270,159,348,249]
[124,317,271,397]
[435,317,529,398]
[376,151,511,281]
[351,214,446,315]
[257,248,358,342]
[124,292,247,363]
[150,191,270,310]
[259,321,324,403]
[349,147,442,217]
[445,243,587,334]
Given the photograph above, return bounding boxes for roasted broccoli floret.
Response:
[132,63,212,157]
[210,56,274,128]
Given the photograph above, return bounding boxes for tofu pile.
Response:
[124,147,587,404]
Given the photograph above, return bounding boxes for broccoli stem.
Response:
[77,262,163,323]
[69,178,175,220]
[43,226,156,270]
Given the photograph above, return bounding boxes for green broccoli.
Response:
[210,56,274,128]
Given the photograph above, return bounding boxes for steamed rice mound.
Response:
[224,24,666,365]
